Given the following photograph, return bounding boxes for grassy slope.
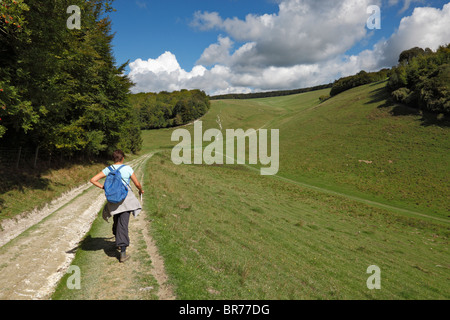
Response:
[277,82,449,219]
[145,151,448,299]
[144,81,449,219]
[142,82,449,299]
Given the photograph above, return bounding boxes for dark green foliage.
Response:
[330,69,389,96]
[398,47,427,64]
[0,0,141,161]
[387,65,407,91]
[388,44,450,115]
[129,89,210,129]
[391,87,413,105]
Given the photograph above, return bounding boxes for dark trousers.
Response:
[112,211,131,248]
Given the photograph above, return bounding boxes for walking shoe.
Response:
[120,252,130,263]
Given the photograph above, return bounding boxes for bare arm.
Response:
[90,172,106,189]
[130,173,144,195]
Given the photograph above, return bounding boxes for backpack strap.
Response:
[106,165,129,187]
[117,164,130,188]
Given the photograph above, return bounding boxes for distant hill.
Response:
[210,83,332,100]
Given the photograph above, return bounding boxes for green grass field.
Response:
[144,81,449,219]
[54,81,449,299]
[142,81,449,299]
[144,151,448,299]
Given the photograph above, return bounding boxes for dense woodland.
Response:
[0,0,211,166]
[0,0,142,164]
[129,89,210,130]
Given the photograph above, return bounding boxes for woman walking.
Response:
[90,150,144,263]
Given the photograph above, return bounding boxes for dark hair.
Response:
[112,149,125,163]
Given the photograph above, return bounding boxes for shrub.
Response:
[319,95,330,103]
[391,87,411,104]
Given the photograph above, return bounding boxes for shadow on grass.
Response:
[366,85,450,128]
[0,168,51,194]
[67,235,119,261]
[0,168,52,219]
[365,86,392,109]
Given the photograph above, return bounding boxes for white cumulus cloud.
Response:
[128,52,207,93]
[192,0,376,67]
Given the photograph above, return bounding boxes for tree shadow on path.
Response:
[67,235,119,261]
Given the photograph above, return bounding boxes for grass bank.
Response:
[143,151,449,299]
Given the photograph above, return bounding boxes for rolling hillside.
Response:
[144,80,449,220]
[53,80,449,300]
[136,81,449,299]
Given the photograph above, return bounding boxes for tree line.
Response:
[210,84,332,100]
[329,69,390,96]
[0,0,142,165]
[129,89,210,130]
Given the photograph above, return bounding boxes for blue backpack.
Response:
[104,165,129,203]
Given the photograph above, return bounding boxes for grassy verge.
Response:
[143,151,449,299]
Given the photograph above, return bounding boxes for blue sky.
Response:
[107,0,450,95]
[109,0,281,69]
